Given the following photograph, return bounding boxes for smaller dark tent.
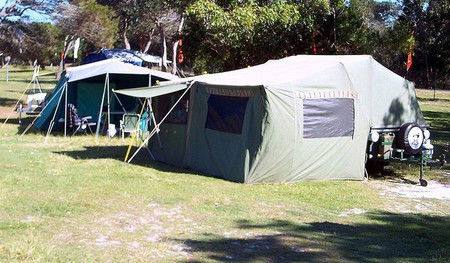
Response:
[34,59,178,135]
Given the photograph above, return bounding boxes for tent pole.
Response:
[112,92,126,112]
[95,74,108,139]
[45,83,66,142]
[124,99,147,162]
[127,82,194,163]
[64,82,68,137]
[107,73,111,135]
[20,81,68,137]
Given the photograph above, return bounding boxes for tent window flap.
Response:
[303,98,354,138]
[205,95,249,134]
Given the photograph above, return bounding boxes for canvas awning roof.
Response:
[113,84,188,98]
[65,59,178,83]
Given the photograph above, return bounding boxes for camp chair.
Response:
[120,113,140,140]
[67,104,96,135]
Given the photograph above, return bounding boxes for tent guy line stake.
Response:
[126,81,194,163]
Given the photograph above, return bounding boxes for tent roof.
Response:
[158,55,405,87]
[65,59,178,83]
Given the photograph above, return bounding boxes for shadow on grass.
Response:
[0,97,17,107]
[0,116,43,135]
[53,145,193,174]
[11,79,57,85]
[417,97,450,103]
[176,212,450,262]
[423,110,450,161]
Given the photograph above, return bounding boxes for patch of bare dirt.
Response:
[53,202,200,259]
[375,180,450,215]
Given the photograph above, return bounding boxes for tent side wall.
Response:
[246,88,368,183]
[148,89,191,167]
[35,76,70,130]
[370,60,427,129]
[183,83,266,183]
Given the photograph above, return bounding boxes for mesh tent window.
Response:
[303,98,355,138]
[205,94,249,134]
[155,90,190,124]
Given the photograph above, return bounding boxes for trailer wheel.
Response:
[395,123,424,155]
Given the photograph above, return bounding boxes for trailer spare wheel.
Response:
[395,123,424,155]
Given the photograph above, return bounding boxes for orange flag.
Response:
[406,50,413,71]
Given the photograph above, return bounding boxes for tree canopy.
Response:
[0,0,448,89]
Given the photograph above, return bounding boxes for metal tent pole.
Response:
[127,82,194,163]
[45,83,66,142]
[95,74,108,138]
[64,82,68,137]
[106,73,111,135]
[20,84,65,137]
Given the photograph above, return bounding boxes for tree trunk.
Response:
[159,23,167,71]
[123,19,131,50]
[172,16,185,75]
[57,35,73,80]
[142,28,155,54]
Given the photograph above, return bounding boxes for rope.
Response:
[124,99,148,162]
[126,81,194,163]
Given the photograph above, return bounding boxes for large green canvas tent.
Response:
[116,55,427,183]
[34,59,178,134]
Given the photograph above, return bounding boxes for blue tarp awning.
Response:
[83,48,162,66]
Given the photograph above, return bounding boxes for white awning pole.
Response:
[64,82,68,137]
[127,82,194,163]
[106,73,111,133]
[45,83,67,142]
[95,74,108,138]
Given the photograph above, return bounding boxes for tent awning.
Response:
[113,84,188,98]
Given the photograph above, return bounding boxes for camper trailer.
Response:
[116,55,439,184]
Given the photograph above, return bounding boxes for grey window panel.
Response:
[303,98,354,138]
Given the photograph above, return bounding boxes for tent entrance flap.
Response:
[113,84,188,98]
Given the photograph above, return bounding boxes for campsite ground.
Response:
[0,67,449,262]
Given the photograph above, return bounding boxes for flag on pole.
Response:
[406,50,412,71]
[406,31,414,71]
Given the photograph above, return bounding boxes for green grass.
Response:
[0,66,449,262]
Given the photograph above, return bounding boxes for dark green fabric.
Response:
[34,76,68,130]
[149,123,186,167]
[183,84,265,182]
[76,81,116,123]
